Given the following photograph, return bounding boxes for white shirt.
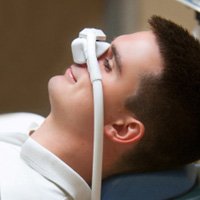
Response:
[0,113,91,200]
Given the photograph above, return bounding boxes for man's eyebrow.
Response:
[111,44,122,74]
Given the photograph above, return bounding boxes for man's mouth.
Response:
[66,67,77,83]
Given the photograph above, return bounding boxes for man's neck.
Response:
[30,114,93,184]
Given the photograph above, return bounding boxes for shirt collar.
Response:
[20,137,91,200]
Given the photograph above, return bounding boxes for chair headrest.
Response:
[101,164,197,200]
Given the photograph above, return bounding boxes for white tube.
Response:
[91,81,104,200]
[86,32,104,200]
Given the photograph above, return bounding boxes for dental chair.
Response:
[102,164,200,200]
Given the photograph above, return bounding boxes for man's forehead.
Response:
[111,30,163,77]
[112,31,154,43]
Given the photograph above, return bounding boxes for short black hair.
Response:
[124,16,200,172]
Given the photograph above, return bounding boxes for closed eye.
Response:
[104,58,112,72]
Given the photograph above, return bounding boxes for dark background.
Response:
[0,0,104,116]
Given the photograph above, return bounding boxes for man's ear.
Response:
[104,117,144,144]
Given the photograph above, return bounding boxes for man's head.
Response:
[47,16,200,180]
[48,27,162,133]
[47,19,162,179]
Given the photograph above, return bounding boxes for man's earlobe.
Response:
[104,118,144,144]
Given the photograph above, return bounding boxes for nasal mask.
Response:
[71,29,110,200]
[71,28,110,81]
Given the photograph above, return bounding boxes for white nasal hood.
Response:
[71,30,110,64]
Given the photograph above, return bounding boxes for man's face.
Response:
[48,31,162,136]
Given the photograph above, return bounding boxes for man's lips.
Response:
[66,67,77,83]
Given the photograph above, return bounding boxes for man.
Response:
[0,16,200,199]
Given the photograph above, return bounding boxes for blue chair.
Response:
[102,164,198,200]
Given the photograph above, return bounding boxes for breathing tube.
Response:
[71,28,110,200]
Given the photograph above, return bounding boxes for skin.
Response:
[31,30,163,184]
